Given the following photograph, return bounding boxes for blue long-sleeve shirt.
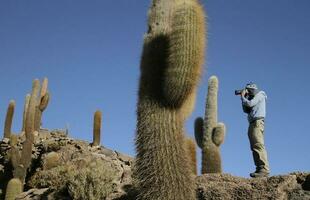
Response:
[241,91,267,123]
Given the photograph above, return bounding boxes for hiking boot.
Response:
[250,170,269,178]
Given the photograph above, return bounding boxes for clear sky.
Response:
[0,0,309,177]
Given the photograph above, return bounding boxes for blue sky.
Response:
[0,0,309,177]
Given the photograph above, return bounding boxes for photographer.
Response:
[237,83,270,178]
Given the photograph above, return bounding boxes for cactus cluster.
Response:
[195,76,226,174]
[135,0,206,199]
[2,78,49,200]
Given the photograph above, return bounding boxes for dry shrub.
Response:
[67,159,117,200]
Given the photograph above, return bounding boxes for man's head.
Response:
[245,82,259,96]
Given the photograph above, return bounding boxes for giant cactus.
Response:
[195,75,226,173]
[34,77,50,131]
[3,100,15,139]
[135,0,206,199]
[92,110,102,146]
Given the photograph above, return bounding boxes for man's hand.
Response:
[241,89,247,97]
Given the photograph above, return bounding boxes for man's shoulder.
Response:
[257,91,267,100]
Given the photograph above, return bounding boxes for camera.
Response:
[235,89,244,95]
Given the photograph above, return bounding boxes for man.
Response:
[241,83,270,178]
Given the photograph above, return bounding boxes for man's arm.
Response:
[241,92,262,107]
[242,104,251,113]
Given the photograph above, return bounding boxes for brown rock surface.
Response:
[197,173,310,200]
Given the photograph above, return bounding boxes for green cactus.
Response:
[4,178,23,200]
[3,100,15,139]
[135,0,206,199]
[21,94,30,133]
[92,110,102,146]
[34,78,50,131]
[194,76,226,174]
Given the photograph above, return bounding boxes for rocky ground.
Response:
[1,130,309,200]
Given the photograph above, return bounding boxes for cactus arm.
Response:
[194,117,204,149]
[212,122,226,146]
[39,91,50,111]
[4,100,15,139]
[39,77,48,99]
[162,1,205,108]
[22,94,30,132]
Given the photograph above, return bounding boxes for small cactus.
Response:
[92,110,102,146]
[3,100,15,139]
[195,76,226,174]
[5,178,23,200]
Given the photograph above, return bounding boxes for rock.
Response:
[16,188,49,200]
[197,173,310,200]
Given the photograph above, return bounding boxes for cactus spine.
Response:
[92,110,102,146]
[34,77,49,131]
[22,94,30,133]
[195,76,226,173]
[3,100,15,139]
[5,178,23,200]
[135,0,206,199]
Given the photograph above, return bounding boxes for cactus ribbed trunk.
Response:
[135,0,206,199]
[4,100,15,139]
[93,110,102,146]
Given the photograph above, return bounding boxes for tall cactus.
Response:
[21,94,30,133]
[135,0,206,199]
[34,77,50,131]
[3,100,15,139]
[92,110,102,146]
[26,79,40,141]
[5,178,23,200]
[194,76,226,173]
[10,80,37,184]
